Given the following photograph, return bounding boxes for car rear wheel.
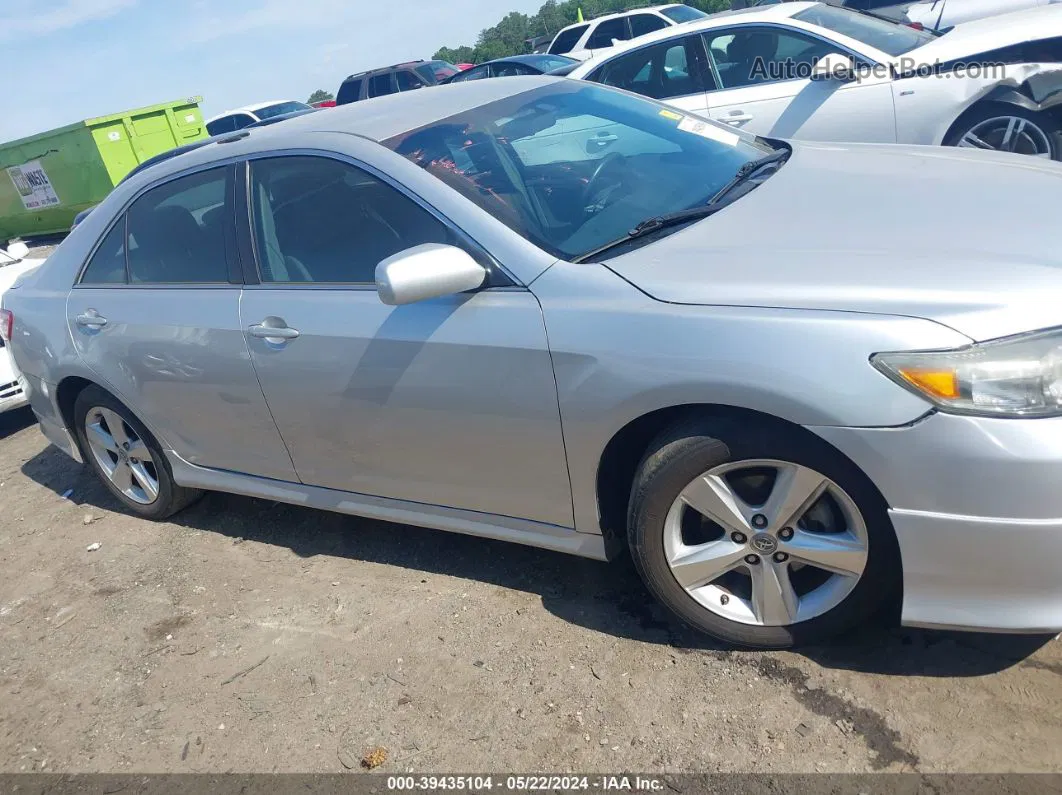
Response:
[73,385,201,519]
[627,418,899,648]
[946,105,1062,160]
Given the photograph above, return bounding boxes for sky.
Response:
[1,0,546,142]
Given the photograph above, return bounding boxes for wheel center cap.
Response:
[117,449,128,462]
[750,533,777,554]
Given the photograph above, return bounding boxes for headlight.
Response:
[871,327,1062,418]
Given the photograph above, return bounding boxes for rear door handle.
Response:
[722,112,754,125]
[75,312,108,328]
[249,322,300,341]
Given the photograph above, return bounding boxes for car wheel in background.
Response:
[73,385,202,519]
[626,417,900,649]
[945,105,1062,160]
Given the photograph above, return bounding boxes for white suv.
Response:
[0,243,45,414]
[547,4,708,61]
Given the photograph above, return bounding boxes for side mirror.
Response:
[811,53,856,82]
[376,243,487,306]
[5,241,29,260]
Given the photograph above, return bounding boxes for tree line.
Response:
[433,0,732,64]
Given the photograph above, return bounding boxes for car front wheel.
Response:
[627,418,899,648]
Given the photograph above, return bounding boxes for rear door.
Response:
[237,154,574,527]
[68,165,297,481]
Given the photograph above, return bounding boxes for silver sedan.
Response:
[4,77,1062,648]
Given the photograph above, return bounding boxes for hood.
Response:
[898,5,1062,65]
[0,257,45,297]
[604,141,1062,342]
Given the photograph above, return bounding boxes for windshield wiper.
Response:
[572,204,723,263]
[708,146,791,206]
[572,147,791,264]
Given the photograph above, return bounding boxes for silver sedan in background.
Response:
[3,77,1061,648]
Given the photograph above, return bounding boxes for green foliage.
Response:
[433,0,731,64]
[306,89,334,103]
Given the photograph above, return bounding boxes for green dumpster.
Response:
[0,96,208,242]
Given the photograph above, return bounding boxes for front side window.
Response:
[587,18,630,49]
[125,167,231,284]
[369,73,394,97]
[794,5,932,56]
[592,36,712,99]
[396,70,426,91]
[630,13,669,38]
[705,27,840,89]
[549,24,589,54]
[660,5,709,23]
[385,82,771,261]
[80,218,128,284]
[249,156,450,284]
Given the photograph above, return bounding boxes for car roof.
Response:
[342,61,428,81]
[568,2,814,70]
[130,77,566,187]
[554,3,679,33]
[205,100,297,123]
[486,53,577,66]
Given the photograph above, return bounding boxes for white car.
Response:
[839,0,1062,31]
[547,4,709,61]
[0,243,46,413]
[568,1,1062,159]
[205,100,312,136]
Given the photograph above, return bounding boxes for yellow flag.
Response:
[577,7,584,21]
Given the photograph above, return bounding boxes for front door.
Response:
[702,26,896,143]
[68,165,298,481]
[239,155,574,527]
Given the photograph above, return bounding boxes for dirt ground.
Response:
[1,405,1062,776]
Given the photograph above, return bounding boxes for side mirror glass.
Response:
[811,53,856,82]
[376,243,487,306]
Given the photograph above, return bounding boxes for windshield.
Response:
[794,5,934,56]
[255,101,311,120]
[384,82,773,261]
[660,5,708,23]
[416,61,459,83]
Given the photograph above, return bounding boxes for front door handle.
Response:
[590,133,619,146]
[249,321,300,341]
[722,111,754,125]
[75,311,108,328]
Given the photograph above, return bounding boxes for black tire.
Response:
[72,385,202,520]
[944,104,1062,161]
[627,416,900,649]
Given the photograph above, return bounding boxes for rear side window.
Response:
[126,167,232,284]
[337,78,363,104]
[630,13,668,37]
[592,36,712,98]
[549,24,588,54]
[369,73,394,97]
[80,219,128,284]
[587,18,630,49]
[249,156,451,284]
[231,114,256,130]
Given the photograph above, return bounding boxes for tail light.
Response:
[0,309,12,343]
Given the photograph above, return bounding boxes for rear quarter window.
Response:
[337,78,363,104]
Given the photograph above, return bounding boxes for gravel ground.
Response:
[1,405,1061,775]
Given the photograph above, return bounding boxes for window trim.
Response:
[238,149,518,291]
[74,160,244,289]
[700,22,881,92]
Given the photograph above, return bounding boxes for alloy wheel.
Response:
[958,116,1053,158]
[84,406,160,505]
[663,459,868,627]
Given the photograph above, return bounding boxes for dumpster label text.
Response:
[7,160,60,210]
